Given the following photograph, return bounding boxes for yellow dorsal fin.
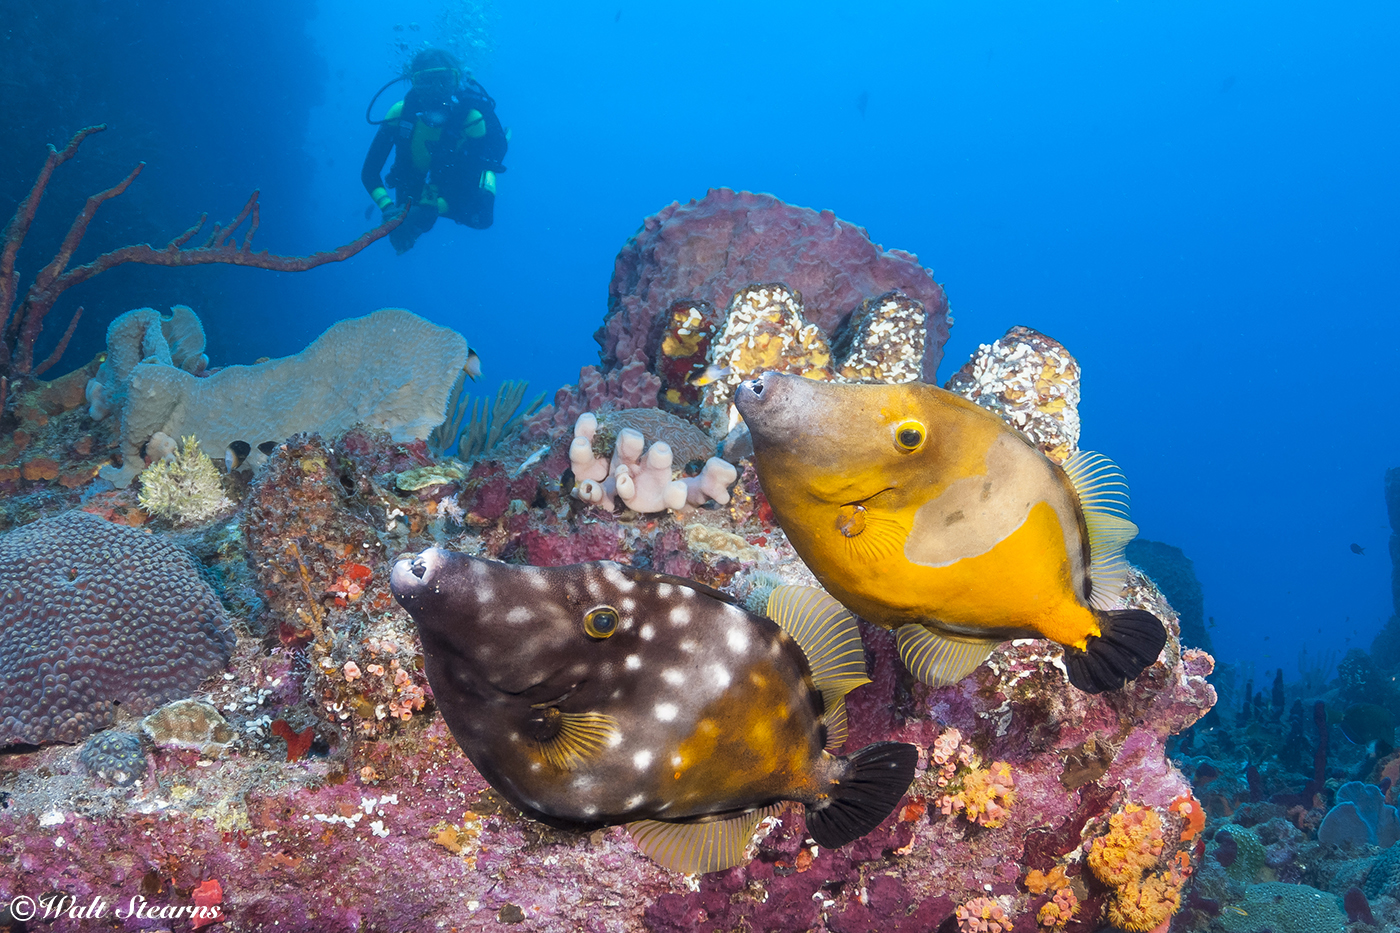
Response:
[627,804,785,874]
[1061,450,1140,609]
[765,586,871,750]
[538,711,619,770]
[895,624,998,687]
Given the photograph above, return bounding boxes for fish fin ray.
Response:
[765,585,871,750]
[1062,609,1167,693]
[627,804,784,874]
[804,742,918,850]
[841,511,908,565]
[895,624,997,687]
[539,712,620,770]
[1062,450,1139,608]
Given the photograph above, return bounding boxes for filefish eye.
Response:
[894,420,926,452]
[584,606,620,639]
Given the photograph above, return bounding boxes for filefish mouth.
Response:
[389,547,447,604]
[734,372,775,412]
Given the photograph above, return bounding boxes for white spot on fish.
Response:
[634,750,653,770]
[709,665,732,688]
[654,703,678,722]
[602,564,637,592]
[530,762,541,772]
[658,583,673,597]
[621,597,636,612]
[669,606,691,625]
[583,805,599,817]
[477,584,493,602]
[679,639,697,654]
[626,794,645,809]
[625,655,642,670]
[662,669,685,686]
[727,628,750,653]
[640,624,656,641]
[671,754,683,767]
[506,606,532,624]
[607,731,623,748]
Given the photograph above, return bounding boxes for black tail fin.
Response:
[804,741,918,850]
[1063,608,1168,694]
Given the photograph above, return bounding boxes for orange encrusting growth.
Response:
[1088,804,1188,932]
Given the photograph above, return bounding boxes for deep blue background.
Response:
[9,1,1399,683]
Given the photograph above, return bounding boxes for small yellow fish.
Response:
[735,372,1167,694]
[690,363,734,387]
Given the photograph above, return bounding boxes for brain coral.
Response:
[0,511,235,745]
[600,188,951,381]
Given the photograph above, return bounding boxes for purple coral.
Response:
[0,510,235,744]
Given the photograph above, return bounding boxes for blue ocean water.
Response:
[6,1,1398,684]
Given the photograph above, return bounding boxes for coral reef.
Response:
[78,731,145,786]
[599,188,950,381]
[0,510,235,744]
[0,192,1263,931]
[1317,780,1400,847]
[1217,881,1346,933]
[136,434,229,525]
[90,306,471,487]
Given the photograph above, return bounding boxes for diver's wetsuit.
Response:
[361,78,507,253]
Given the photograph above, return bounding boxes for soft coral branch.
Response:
[1,123,405,381]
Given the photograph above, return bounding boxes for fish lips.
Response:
[735,371,807,437]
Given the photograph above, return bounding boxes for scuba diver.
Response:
[362,48,509,254]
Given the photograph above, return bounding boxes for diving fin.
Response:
[1063,609,1167,694]
[627,803,784,874]
[804,741,918,851]
[895,623,998,688]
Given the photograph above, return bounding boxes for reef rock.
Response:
[90,307,471,488]
[599,188,951,381]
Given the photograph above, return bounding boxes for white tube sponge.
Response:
[568,413,738,514]
[569,413,609,482]
[615,440,679,513]
[683,458,739,507]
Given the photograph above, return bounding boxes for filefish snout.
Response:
[734,371,814,437]
[389,546,448,606]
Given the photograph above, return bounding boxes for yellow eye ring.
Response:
[894,420,926,452]
[584,606,620,639]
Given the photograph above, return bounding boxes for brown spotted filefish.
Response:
[390,549,918,874]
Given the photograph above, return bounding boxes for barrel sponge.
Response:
[96,308,469,487]
[0,511,235,745]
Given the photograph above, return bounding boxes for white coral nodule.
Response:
[137,435,230,525]
[569,413,737,514]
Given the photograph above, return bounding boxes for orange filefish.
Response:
[390,549,918,873]
[734,372,1167,694]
